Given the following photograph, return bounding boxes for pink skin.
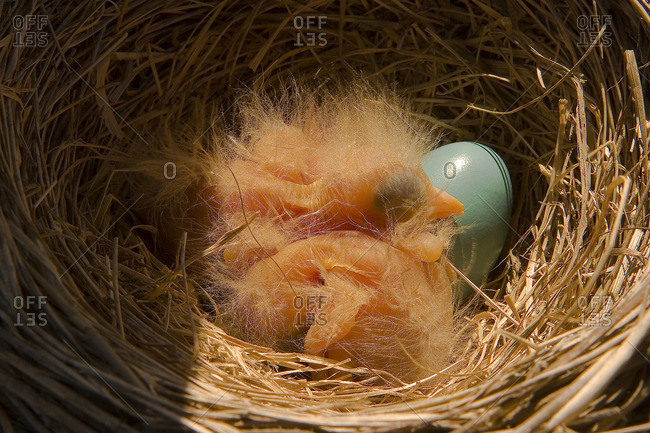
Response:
[218,158,463,229]
[232,231,453,365]
[215,133,463,271]
[216,123,462,234]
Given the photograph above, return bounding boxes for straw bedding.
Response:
[1,1,649,432]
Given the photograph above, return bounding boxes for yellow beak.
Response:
[426,185,464,218]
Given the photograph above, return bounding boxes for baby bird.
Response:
[136,85,463,382]
[230,231,456,381]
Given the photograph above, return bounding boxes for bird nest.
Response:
[1,1,649,432]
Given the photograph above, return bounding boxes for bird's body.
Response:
[230,230,455,379]
[135,85,463,381]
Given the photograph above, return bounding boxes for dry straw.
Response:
[1,0,649,432]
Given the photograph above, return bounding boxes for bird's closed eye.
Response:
[373,169,426,224]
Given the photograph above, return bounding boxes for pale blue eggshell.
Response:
[422,141,512,301]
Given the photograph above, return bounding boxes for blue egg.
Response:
[422,141,513,301]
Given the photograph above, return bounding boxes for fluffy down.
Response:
[134,85,463,382]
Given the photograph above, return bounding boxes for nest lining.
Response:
[1,0,649,432]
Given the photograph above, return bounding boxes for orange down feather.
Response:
[134,85,463,381]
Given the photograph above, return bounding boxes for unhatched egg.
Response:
[422,141,513,301]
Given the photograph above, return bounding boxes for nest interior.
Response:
[1,1,649,432]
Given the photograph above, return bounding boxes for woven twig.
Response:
[1,1,648,432]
